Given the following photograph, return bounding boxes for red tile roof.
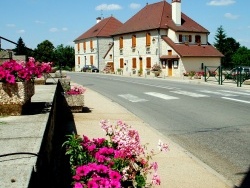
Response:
[74,17,123,41]
[162,36,224,57]
[113,1,209,35]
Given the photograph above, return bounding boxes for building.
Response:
[74,0,223,77]
[110,0,223,77]
[74,16,123,72]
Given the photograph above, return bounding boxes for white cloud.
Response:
[6,24,15,27]
[224,13,239,19]
[130,3,141,9]
[95,4,122,11]
[49,28,59,32]
[35,20,45,24]
[207,0,236,6]
[62,27,68,31]
[17,29,25,33]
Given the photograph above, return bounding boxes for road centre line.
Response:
[222,97,250,104]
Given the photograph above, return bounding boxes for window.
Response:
[146,57,151,68]
[90,40,93,50]
[119,37,123,49]
[132,35,136,48]
[78,56,80,64]
[120,58,124,68]
[146,33,151,46]
[132,58,136,68]
[179,34,192,43]
[83,41,86,51]
[77,43,80,51]
[90,55,93,65]
[195,35,201,43]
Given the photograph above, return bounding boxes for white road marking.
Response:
[222,97,250,104]
[170,90,209,98]
[118,94,148,102]
[199,90,238,96]
[218,90,250,96]
[144,92,179,100]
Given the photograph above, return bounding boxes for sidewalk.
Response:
[73,85,233,188]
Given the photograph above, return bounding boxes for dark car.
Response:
[81,65,99,72]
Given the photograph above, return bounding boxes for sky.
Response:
[1,0,249,50]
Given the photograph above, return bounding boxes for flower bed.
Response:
[63,120,168,188]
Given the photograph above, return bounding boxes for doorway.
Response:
[168,60,172,76]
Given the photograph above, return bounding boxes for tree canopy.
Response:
[33,40,55,62]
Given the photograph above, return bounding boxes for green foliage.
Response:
[135,174,146,188]
[232,46,250,66]
[33,40,55,62]
[62,134,94,173]
[54,44,75,70]
[214,26,240,69]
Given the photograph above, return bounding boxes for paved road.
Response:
[68,72,250,187]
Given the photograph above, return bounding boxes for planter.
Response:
[0,81,35,116]
[151,70,161,77]
[64,94,84,112]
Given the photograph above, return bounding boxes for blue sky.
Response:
[1,0,249,50]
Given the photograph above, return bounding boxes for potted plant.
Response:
[61,81,86,113]
[138,68,143,76]
[0,57,52,116]
[151,64,162,77]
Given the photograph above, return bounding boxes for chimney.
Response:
[172,0,181,25]
[96,17,102,23]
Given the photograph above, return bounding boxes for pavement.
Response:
[1,74,249,188]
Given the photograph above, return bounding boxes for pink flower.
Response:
[151,173,161,185]
[74,182,83,188]
[109,170,122,181]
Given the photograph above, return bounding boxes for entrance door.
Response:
[168,60,172,76]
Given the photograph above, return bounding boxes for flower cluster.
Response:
[0,57,52,84]
[66,85,86,95]
[63,120,169,188]
[151,64,162,72]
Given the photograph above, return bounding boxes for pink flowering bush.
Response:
[63,120,169,188]
[0,57,52,84]
[66,85,86,95]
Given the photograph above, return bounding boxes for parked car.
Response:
[81,65,99,72]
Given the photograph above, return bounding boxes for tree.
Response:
[223,37,240,68]
[54,44,75,70]
[13,37,27,55]
[232,46,250,66]
[33,40,55,62]
[214,26,240,69]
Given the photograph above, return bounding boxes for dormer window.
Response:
[195,35,201,43]
[179,34,192,43]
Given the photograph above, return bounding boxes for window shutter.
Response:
[90,56,93,65]
[146,33,151,46]
[83,41,86,51]
[132,58,136,68]
[90,40,93,49]
[120,58,124,68]
[77,43,80,51]
[119,37,123,49]
[132,35,136,47]
[78,56,80,64]
[146,57,151,68]
[179,34,182,42]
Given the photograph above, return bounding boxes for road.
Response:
[68,72,250,187]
